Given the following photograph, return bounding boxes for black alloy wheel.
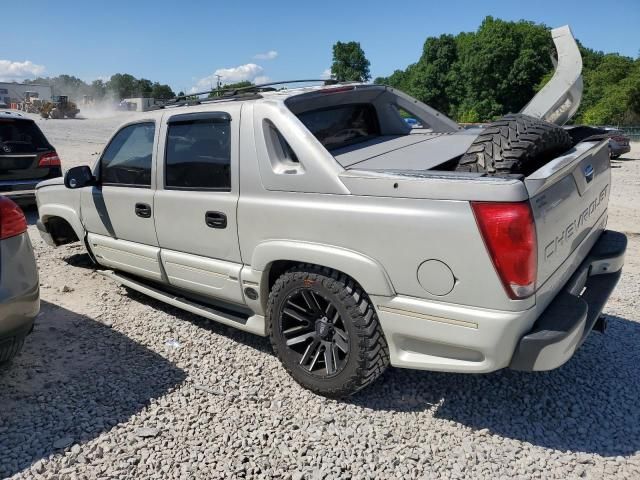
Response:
[279,287,350,377]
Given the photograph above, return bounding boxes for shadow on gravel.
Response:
[64,252,97,270]
[0,301,186,478]
[612,155,636,162]
[122,286,274,356]
[349,314,640,457]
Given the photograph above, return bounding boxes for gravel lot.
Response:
[1,113,639,479]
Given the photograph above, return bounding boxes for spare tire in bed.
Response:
[455,114,573,176]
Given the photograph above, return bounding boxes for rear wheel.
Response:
[455,114,573,176]
[267,265,389,397]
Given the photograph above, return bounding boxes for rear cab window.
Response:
[0,119,52,154]
[100,122,155,187]
[297,103,380,151]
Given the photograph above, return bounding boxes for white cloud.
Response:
[192,63,268,92]
[253,50,278,60]
[0,60,45,82]
[321,68,332,79]
[253,75,271,85]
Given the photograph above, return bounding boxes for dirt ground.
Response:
[1,113,639,479]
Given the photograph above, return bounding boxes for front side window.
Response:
[165,115,231,190]
[101,122,154,187]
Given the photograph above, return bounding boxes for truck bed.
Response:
[332,132,477,171]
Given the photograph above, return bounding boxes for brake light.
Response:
[611,136,626,142]
[471,201,537,299]
[0,196,28,240]
[38,152,61,167]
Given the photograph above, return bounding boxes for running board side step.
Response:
[98,270,266,336]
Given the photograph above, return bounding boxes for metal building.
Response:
[0,82,53,105]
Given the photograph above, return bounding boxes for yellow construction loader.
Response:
[39,95,80,119]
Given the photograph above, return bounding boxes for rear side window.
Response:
[0,119,51,154]
[165,114,231,191]
[101,122,154,187]
[297,103,380,151]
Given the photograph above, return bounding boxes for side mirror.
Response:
[64,165,95,189]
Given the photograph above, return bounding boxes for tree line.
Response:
[331,16,640,125]
[23,73,176,101]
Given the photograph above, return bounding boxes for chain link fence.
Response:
[617,127,640,141]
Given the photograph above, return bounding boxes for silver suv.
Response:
[0,196,39,363]
[36,27,626,396]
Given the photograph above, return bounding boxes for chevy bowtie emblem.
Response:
[583,164,594,183]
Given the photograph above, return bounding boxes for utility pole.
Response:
[216,75,222,96]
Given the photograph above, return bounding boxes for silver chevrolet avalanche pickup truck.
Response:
[35,27,626,396]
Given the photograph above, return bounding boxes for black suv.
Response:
[0,111,61,201]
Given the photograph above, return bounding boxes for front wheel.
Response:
[267,265,389,397]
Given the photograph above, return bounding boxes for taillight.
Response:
[38,152,61,167]
[471,201,537,299]
[0,196,28,240]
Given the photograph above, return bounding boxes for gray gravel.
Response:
[1,120,639,479]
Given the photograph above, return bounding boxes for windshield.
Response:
[297,103,380,151]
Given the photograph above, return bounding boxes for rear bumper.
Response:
[0,168,62,199]
[509,230,626,371]
[373,229,625,374]
[0,179,39,199]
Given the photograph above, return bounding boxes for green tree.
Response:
[457,17,553,120]
[136,78,154,97]
[581,61,640,125]
[107,73,138,99]
[576,53,634,122]
[90,79,107,99]
[150,83,175,99]
[409,34,459,114]
[22,72,176,102]
[375,17,553,121]
[331,41,371,82]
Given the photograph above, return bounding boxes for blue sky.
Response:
[2,0,639,93]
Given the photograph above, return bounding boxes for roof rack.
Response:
[153,79,339,110]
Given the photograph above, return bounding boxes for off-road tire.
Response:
[267,264,390,397]
[456,114,573,176]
